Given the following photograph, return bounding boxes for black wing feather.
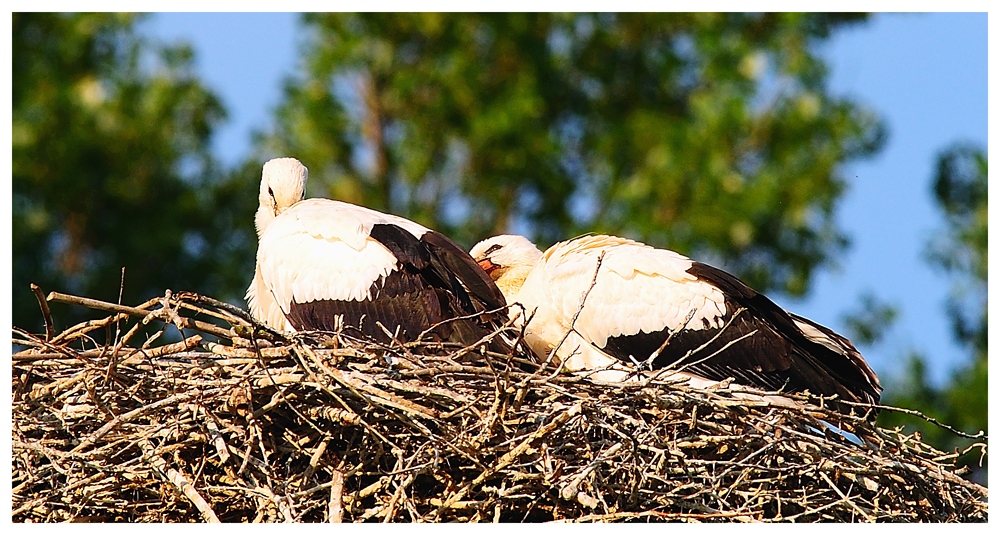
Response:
[600,261,880,409]
[287,223,510,349]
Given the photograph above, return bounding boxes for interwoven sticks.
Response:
[12,290,987,522]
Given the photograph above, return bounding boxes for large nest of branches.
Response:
[12,289,988,522]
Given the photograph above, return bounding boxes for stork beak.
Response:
[478,258,499,276]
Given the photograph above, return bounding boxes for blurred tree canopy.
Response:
[12,13,257,333]
[261,13,884,297]
[877,144,987,480]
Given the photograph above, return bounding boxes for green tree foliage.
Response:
[262,13,884,296]
[928,144,988,362]
[878,144,987,481]
[12,13,254,333]
[13,13,886,338]
[841,291,899,347]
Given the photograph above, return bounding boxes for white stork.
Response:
[246,157,509,346]
[469,234,882,413]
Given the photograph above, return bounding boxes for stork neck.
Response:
[255,205,275,238]
[495,264,534,301]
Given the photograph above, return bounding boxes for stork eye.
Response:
[267,186,275,200]
[484,243,503,255]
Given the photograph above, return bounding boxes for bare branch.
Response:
[30,283,55,341]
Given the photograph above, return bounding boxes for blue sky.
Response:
[140,12,987,388]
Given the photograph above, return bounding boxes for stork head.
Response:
[470,234,543,300]
[255,157,308,237]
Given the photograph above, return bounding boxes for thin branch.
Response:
[47,291,232,339]
[139,439,220,523]
[30,283,55,341]
[71,388,221,454]
[328,470,345,523]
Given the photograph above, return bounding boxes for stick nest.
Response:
[12,290,988,522]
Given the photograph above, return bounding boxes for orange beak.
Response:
[478,258,499,276]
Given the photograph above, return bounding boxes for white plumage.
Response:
[247,158,508,345]
[256,199,426,304]
[470,234,882,413]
